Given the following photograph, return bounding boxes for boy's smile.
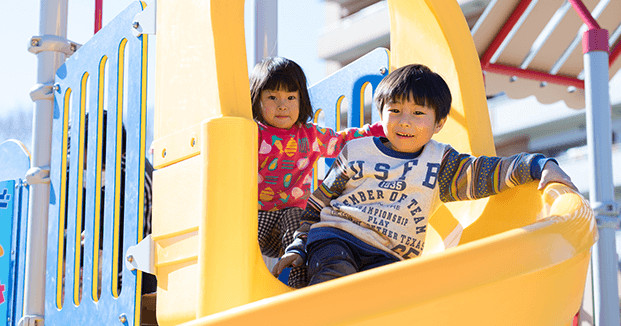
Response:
[381,99,446,153]
[260,89,300,129]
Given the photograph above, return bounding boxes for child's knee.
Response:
[307,240,357,279]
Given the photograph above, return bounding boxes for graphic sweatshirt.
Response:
[287,137,554,261]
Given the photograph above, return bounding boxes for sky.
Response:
[2,0,620,147]
[0,0,326,143]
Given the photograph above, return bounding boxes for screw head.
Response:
[132,21,140,29]
[119,314,127,323]
[31,39,40,47]
[379,67,387,75]
[127,255,134,263]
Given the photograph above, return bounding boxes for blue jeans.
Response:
[306,233,400,285]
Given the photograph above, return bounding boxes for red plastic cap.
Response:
[583,29,609,53]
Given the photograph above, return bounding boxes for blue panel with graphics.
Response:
[0,181,15,326]
[0,138,30,326]
[47,2,149,325]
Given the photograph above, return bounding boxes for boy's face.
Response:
[260,89,300,129]
[381,99,446,153]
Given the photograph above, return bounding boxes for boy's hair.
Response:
[249,57,313,125]
[374,64,452,123]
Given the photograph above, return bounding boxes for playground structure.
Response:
[0,0,618,325]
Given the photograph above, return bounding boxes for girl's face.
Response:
[381,99,445,153]
[260,89,300,129]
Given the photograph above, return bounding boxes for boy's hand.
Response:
[538,161,578,191]
[272,252,303,277]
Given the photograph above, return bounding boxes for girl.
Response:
[250,57,384,288]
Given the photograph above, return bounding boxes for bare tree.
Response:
[0,107,33,148]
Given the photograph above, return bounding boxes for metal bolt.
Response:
[53,84,60,92]
[127,255,134,263]
[31,39,40,47]
[379,67,387,75]
[132,21,140,29]
[119,314,127,323]
[70,44,77,52]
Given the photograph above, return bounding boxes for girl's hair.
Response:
[249,57,313,125]
[374,64,452,123]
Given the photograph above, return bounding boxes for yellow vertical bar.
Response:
[335,95,344,131]
[56,88,72,309]
[312,109,322,189]
[360,81,369,126]
[112,38,128,298]
[92,56,107,302]
[198,117,258,316]
[74,72,89,305]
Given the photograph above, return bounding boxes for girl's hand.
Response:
[272,252,303,277]
[538,161,578,191]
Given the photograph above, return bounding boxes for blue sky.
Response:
[0,0,326,117]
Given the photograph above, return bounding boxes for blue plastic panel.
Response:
[308,48,389,182]
[47,2,148,325]
[0,181,15,326]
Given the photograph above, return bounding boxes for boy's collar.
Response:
[374,137,424,159]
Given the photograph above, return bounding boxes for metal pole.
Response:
[584,43,620,326]
[254,0,278,65]
[254,0,279,271]
[20,0,68,325]
[570,0,621,323]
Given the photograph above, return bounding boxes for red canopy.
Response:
[472,0,621,109]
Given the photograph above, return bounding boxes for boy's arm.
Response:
[438,146,561,202]
[272,153,351,276]
[312,122,384,158]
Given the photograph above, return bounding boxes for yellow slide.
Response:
[150,0,597,325]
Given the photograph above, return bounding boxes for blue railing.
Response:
[47,2,148,325]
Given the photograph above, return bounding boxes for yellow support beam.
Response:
[388,0,495,156]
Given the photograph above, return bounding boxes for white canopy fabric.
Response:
[472,0,621,109]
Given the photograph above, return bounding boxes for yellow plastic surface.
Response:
[181,184,596,326]
[152,0,597,325]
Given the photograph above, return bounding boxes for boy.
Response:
[272,64,576,285]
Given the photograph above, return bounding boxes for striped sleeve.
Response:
[285,148,352,259]
[437,146,547,202]
[302,152,351,223]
